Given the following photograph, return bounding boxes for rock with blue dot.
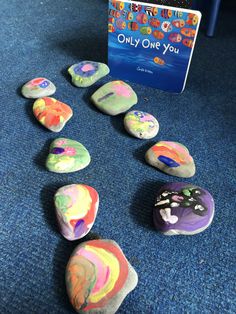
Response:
[91,81,138,116]
[124,110,159,139]
[68,61,110,87]
[153,182,215,235]
[21,77,56,98]
[145,141,196,178]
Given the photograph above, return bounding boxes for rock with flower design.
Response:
[46,138,91,173]
[33,97,73,132]
[124,110,159,139]
[21,77,56,98]
[68,61,110,87]
[66,239,138,314]
[145,141,196,178]
[153,183,215,236]
[91,81,138,116]
[54,184,99,241]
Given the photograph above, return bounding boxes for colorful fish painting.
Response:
[181,27,196,37]
[172,19,185,28]
[169,32,182,43]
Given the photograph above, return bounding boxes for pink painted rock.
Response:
[54,184,99,240]
[91,81,138,115]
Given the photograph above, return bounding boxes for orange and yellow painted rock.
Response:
[33,97,73,132]
[66,239,138,314]
[145,141,196,178]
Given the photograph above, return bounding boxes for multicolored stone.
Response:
[46,138,91,173]
[91,81,138,116]
[124,110,159,139]
[153,183,215,235]
[145,141,196,178]
[33,97,73,132]
[21,77,56,98]
[68,61,110,87]
[66,239,138,314]
[54,184,99,241]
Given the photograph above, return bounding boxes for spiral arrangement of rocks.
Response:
[21,60,214,314]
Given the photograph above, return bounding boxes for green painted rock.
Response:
[21,77,56,99]
[68,61,110,87]
[91,81,138,116]
[46,138,91,173]
[124,110,159,139]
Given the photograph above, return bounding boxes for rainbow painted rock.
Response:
[153,183,215,235]
[33,97,73,132]
[66,239,138,314]
[46,138,91,173]
[91,81,138,116]
[124,110,159,139]
[145,141,196,178]
[21,77,56,98]
[68,61,110,87]
[54,184,99,240]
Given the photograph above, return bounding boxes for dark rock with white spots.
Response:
[153,183,215,235]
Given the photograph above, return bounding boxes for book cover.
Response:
[108,0,201,93]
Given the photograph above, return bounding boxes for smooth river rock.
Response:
[21,77,56,98]
[46,138,91,173]
[145,141,196,178]
[66,239,138,314]
[54,184,99,240]
[91,81,138,115]
[33,97,73,132]
[153,182,215,235]
[124,110,159,139]
[68,61,110,87]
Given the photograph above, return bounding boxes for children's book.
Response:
[108,0,201,93]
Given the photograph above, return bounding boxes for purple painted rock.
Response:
[153,183,215,235]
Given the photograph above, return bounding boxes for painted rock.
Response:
[153,183,215,235]
[145,141,196,178]
[33,97,73,132]
[54,184,99,240]
[66,239,138,314]
[124,110,159,139]
[46,138,91,173]
[68,61,110,87]
[21,77,56,98]
[91,81,138,116]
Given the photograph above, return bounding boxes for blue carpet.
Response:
[0,1,235,313]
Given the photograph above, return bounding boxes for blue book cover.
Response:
[108,0,201,93]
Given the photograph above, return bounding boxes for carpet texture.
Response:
[0,1,235,313]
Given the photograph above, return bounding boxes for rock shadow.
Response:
[110,114,131,138]
[133,141,156,166]
[129,180,165,230]
[52,29,108,63]
[33,138,54,170]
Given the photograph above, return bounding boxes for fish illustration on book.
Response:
[108,0,201,93]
